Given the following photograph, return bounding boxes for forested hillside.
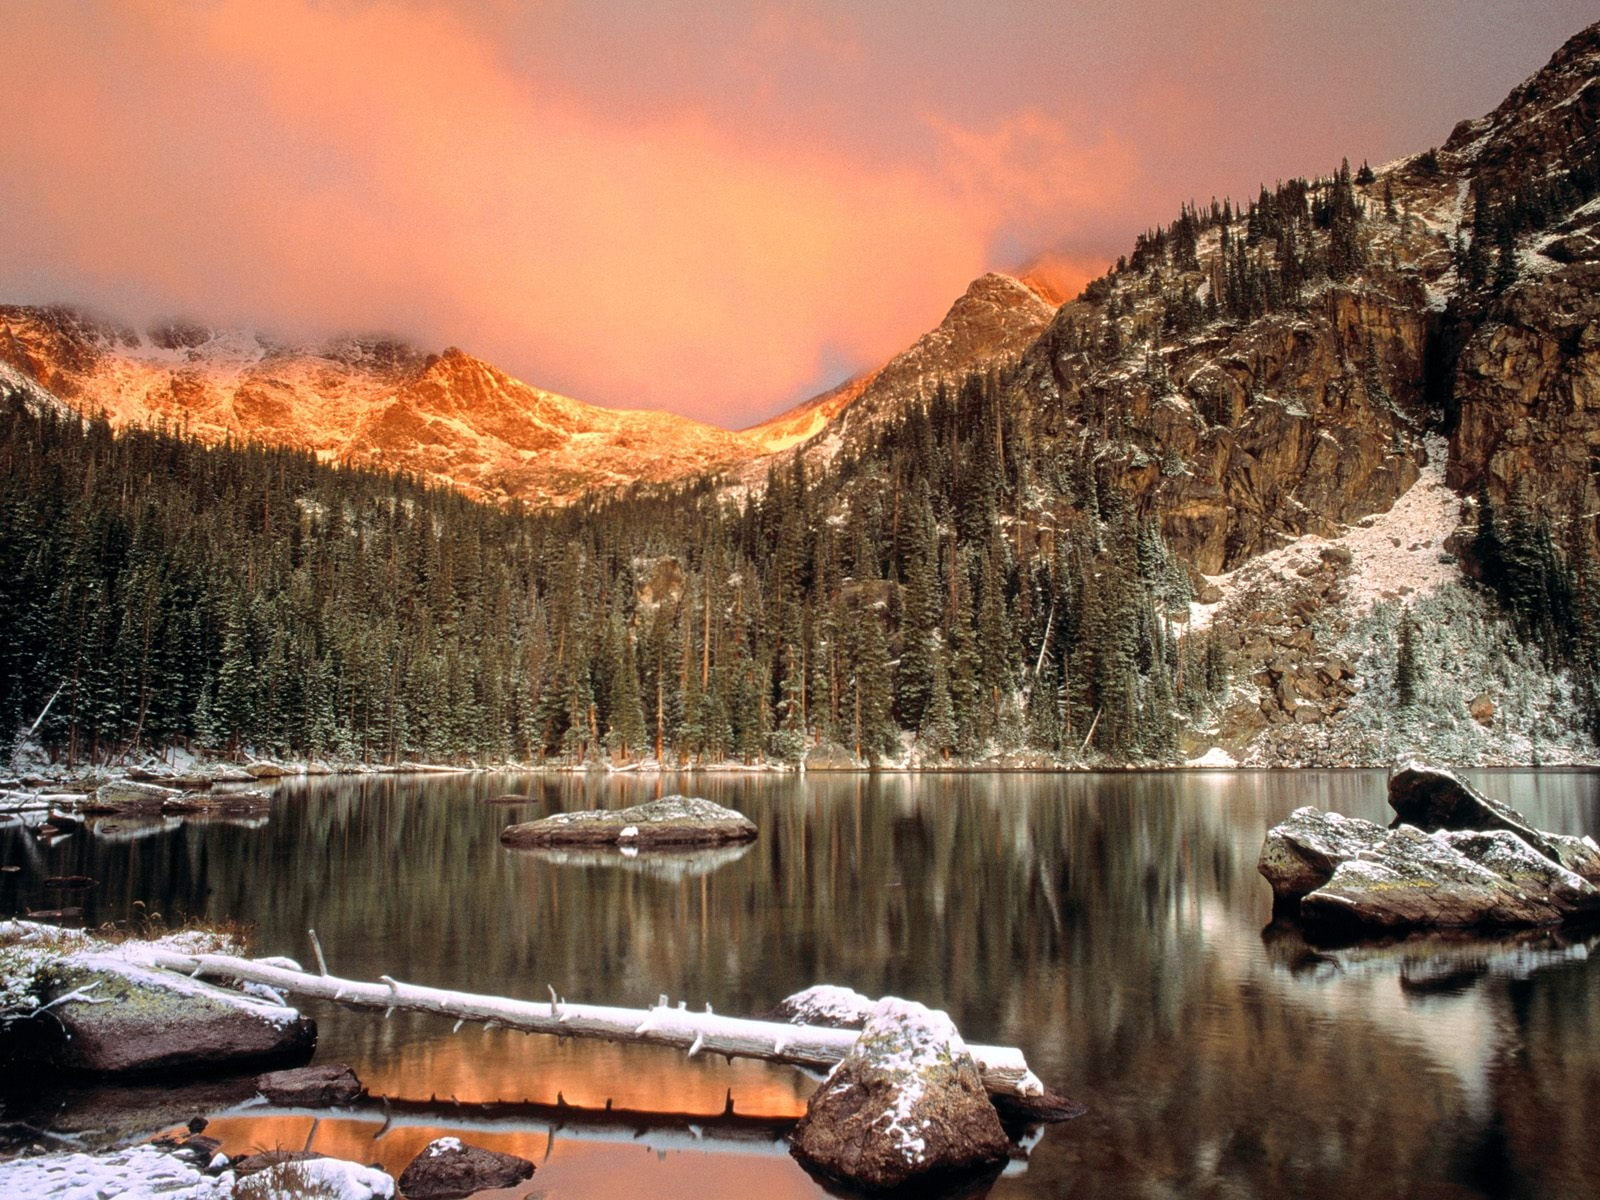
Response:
[0,383,1226,767]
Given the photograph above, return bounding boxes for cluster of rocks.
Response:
[1259,764,1600,934]
[500,794,758,849]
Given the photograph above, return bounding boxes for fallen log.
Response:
[136,950,1046,1101]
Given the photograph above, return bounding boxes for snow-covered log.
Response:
[136,951,1046,1101]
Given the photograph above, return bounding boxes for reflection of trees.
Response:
[5,769,1600,1197]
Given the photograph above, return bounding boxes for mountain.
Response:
[0,269,1061,506]
[5,22,1600,772]
[0,308,774,504]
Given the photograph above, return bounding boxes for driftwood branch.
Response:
[137,950,1045,1100]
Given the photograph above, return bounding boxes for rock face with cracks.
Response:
[500,794,757,848]
[1258,806,1389,900]
[1388,763,1600,879]
[1298,825,1600,932]
[789,998,1011,1194]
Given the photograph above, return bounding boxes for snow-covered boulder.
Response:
[397,1137,534,1199]
[770,984,876,1029]
[1298,825,1600,933]
[85,779,184,812]
[500,795,757,848]
[237,1155,394,1199]
[1257,806,1389,900]
[7,928,315,1076]
[789,998,1010,1194]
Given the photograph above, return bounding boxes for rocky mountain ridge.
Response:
[0,265,1059,507]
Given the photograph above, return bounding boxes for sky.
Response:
[1,1,1595,428]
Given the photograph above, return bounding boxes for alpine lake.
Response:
[4,769,1600,1199]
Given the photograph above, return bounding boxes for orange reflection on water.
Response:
[205,1028,823,1197]
[348,1026,812,1115]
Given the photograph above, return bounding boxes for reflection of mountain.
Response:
[508,841,752,882]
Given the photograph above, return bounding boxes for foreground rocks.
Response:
[1260,765,1600,935]
[500,794,757,848]
[398,1137,535,1200]
[0,922,316,1078]
[0,1144,394,1200]
[789,998,1011,1195]
[34,957,316,1076]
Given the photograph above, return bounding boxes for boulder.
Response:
[500,795,756,849]
[770,984,877,1029]
[255,1063,364,1105]
[397,1137,534,1200]
[789,998,1010,1194]
[1388,763,1600,879]
[1298,826,1600,933]
[32,955,315,1076]
[83,780,183,813]
[1257,806,1388,900]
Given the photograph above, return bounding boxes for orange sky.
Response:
[0,1,1593,425]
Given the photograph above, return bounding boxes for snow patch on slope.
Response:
[1191,437,1461,630]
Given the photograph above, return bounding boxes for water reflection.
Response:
[3,769,1599,1197]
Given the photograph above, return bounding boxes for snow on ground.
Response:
[0,1146,395,1200]
[1184,747,1239,769]
[1190,436,1461,629]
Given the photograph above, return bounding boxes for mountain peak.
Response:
[1443,19,1600,187]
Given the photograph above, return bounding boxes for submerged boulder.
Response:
[500,795,757,849]
[789,998,1010,1194]
[397,1137,534,1200]
[31,955,315,1076]
[1257,806,1389,900]
[255,1063,364,1106]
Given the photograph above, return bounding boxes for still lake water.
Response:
[5,769,1600,1199]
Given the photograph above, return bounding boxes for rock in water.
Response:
[397,1137,534,1200]
[790,998,1010,1194]
[1389,763,1558,853]
[1298,826,1600,933]
[255,1063,364,1105]
[32,956,315,1076]
[500,794,757,848]
[1257,806,1389,900]
[1388,763,1600,879]
[770,984,877,1029]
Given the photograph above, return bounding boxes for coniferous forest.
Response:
[0,374,1224,769]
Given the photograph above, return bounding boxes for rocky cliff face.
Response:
[1437,21,1600,524]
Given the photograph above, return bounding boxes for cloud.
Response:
[5,0,1589,426]
[0,0,1134,425]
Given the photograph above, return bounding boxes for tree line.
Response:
[0,377,1227,768]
